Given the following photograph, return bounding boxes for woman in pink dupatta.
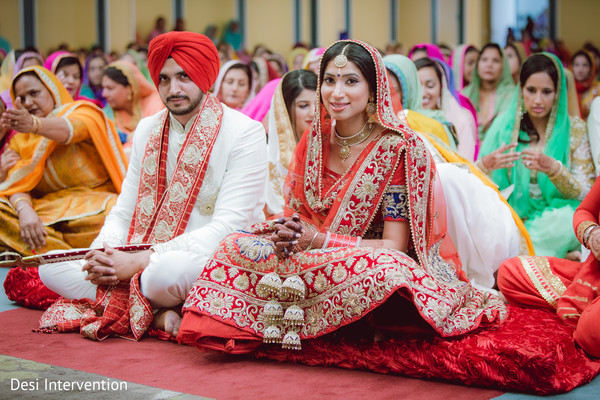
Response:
[241,78,281,127]
[450,44,479,90]
[44,51,102,107]
[177,40,506,354]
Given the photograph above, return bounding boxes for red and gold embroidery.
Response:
[128,93,224,244]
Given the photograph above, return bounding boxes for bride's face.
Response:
[320,59,370,123]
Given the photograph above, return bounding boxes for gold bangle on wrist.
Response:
[12,197,32,211]
[547,161,563,179]
[31,115,41,134]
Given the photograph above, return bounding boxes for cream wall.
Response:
[438,0,459,47]
[300,0,311,46]
[37,0,96,54]
[352,0,389,49]
[185,0,235,39]
[0,0,20,50]
[397,0,431,51]
[317,0,344,48]
[108,0,135,53]
[136,0,172,43]
[463,0,490,47]
[245,0,293,56]
[2,0,599,60]
[557,0,600,53]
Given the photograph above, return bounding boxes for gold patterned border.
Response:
[519,255,566,308]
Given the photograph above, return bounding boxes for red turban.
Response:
[147,31,220,93]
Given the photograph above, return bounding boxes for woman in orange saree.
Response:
[0,66,127,308]
[178,40,507,354]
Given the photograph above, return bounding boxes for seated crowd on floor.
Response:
[1,17,600,388]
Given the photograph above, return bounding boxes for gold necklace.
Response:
[334,122,375,161]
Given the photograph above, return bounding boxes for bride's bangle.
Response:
[324,232,362,248]
[583,224,600,249]
[306,231,320,250]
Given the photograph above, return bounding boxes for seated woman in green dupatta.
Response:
[478,53,595,259]
[463,43,515,140]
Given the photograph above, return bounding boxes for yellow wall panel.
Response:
[398,0,431,51]
[464,0,489,47]
[0,0,21,51]
[438,0,459,47]
[246,0,293,56]
[352,0,388,49]
[300,0,311,46]
[135,0,172,43]
[3,0,597,66]
[37,0,96,54]
[108,0,134,53]
[558,0,600,53]
[318,0,344,48]
[184,0,235,38]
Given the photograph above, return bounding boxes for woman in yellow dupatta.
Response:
[0,66,127,257]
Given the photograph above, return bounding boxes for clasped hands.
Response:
[481,142,556,174]
[270,213,321,259]
[82,242,153,286]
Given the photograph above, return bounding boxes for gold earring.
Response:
[366,99,376,124]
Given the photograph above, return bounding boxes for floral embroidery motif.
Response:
[195,167,220,215]
[184,238,507,340]
[382,185,409,221]
[236,236,275,261]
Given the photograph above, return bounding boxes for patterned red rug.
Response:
[254,305,600,395]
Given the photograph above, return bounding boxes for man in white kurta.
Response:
[39,32,267,335]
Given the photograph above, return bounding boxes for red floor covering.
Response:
[0,307,504,400]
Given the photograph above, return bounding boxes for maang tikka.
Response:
[334,44,350,77]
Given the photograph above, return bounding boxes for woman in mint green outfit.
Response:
[464,43,515,140]
[478,53,595,259]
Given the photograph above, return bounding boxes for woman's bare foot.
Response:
[152,308,182,337]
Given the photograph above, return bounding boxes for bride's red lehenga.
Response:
[177,40,507,354]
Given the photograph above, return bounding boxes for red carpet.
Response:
[256,306,600,395]
[0,307,503,400]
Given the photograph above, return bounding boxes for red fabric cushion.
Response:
[254,305,600,395]
[4,267,60,310]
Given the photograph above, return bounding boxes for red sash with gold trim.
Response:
[128,92,223,244]
[39,93,224,341]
